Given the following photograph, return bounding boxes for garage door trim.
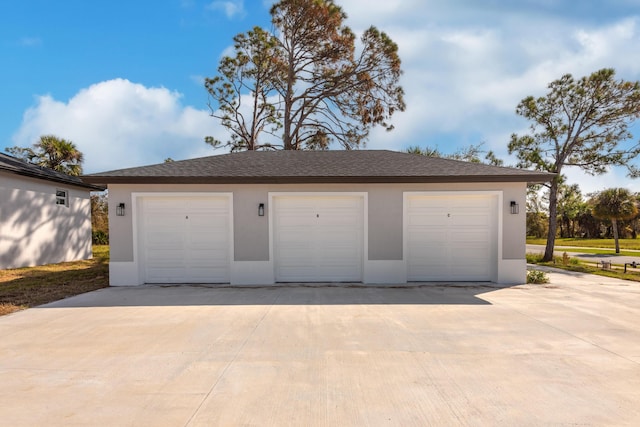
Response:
[403,191,502,282]
[269,192,368,282]
[132,192,234,284]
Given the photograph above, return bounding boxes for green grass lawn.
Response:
[0,245,109,316]
[526,251,640,282]
[527,237,640,251]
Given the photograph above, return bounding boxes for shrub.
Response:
[526,252,544,264]
[527,270,550,284]
[92,230,109,245]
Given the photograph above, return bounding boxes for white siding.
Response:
[0,172,92,269]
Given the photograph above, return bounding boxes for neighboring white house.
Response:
[83,150,553,286]
[0,153,103,269]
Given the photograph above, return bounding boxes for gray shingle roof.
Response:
[0,152,103,190]
[82,150,554,184]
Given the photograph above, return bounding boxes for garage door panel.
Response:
[146,232,184,246]
[319,249,360,263]
[321,217,360,228]
[319,231,360,247]
[277,215,314,227]
[276,232,312,245]
[450,197,492,208]
[145,213,182,225]
[408,230,448,245]
[146,269,187,283]
[450,230,490,242]
[408,214,448,227]
[451,214,490,227]
[141,196,231,284]
[409,266,449,280]
[454,248,489,261]
[145,251,186,266]
[278,249,314,263]
[407,194,496,282]
[407,197,439,209]
[188,215,227,227]
[274,196,363,282]
[190,247,228,260]
[277,265,317,281]
[191,228,228,242]
[144,199,180,211]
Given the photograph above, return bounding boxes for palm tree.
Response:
[592,188,638,253]
[34,135,84,176]
[5,135,84,176]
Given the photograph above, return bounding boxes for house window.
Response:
[56,189,69,207]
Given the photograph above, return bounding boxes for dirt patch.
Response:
[0,246,109,315]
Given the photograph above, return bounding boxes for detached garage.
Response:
[82,150,552,286]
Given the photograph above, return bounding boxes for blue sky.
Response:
[2,0,640,194]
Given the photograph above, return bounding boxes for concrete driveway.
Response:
[1,271,639,426]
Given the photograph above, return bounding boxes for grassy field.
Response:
[0,246,109,316]
[526,237,640,250]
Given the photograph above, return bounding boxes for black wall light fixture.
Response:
[510,201,519,215]
[116,203,126,216]
[258,203,265,217]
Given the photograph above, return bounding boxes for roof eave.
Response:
[82,174,555,185]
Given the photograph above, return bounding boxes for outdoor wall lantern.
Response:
[258,203,265,217]
[116,203,126,217]
[510,201,519,215]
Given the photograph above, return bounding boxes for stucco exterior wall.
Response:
[0,171,93,269]
[108,181,526,285]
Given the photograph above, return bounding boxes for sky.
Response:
[2,0,640,195]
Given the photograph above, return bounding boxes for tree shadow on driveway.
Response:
[32,283,516,309]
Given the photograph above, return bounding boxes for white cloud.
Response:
[12,79,222,173]
[206,0,245,19]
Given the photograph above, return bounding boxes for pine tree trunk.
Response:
[543,179,559,262]
[283,49,295,150]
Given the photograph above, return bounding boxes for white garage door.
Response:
[139,196,231,283]
[273,196,364,282]
[406,194,497,281]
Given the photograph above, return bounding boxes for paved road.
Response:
[527,244,640,265]
[1,275,640,426]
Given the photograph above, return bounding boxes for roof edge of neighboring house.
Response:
[0,154,105,191]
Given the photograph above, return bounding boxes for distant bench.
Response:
[598,261,612,270]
